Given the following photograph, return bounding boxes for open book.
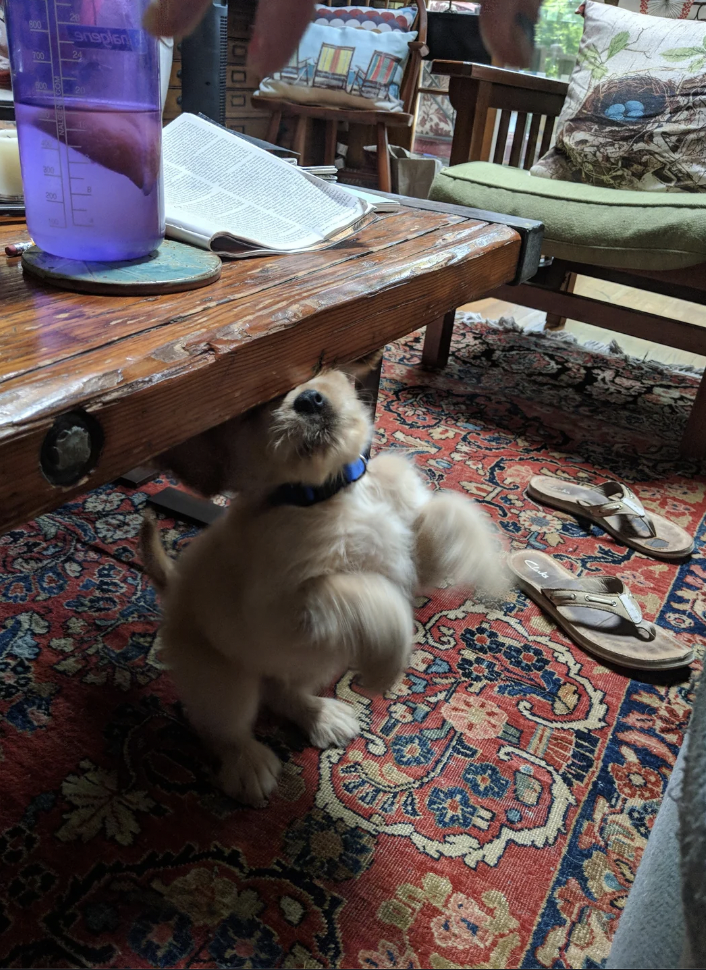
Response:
[163,113,373,257]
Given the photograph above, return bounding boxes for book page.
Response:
[163,114,370,252]
[209,212,373,258]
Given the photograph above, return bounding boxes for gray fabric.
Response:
[606,738,687,969]
[608,674,706,970]
[680,674,706,969]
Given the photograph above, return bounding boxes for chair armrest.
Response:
[431,60,568,166]
[432,61,569,98]
[408,40,430,58]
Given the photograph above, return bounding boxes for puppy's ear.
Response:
[339,350,384,384]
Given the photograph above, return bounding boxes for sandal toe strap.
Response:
[544,581,656,641]
[578,481,656,539]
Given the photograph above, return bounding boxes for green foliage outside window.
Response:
[535,0,585,75]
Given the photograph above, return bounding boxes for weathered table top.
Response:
[0,199,528,533]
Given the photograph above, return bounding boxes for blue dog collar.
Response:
[269,452,369,508]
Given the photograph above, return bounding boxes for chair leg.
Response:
[266,110,282,145]
[293,115,308,162]
[545,271,577,331]
[422,310,456,370]
[681,370,706,460]
[376,123,392,193]
[324,119,338,166]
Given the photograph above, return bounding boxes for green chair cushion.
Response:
[429,162,706,271]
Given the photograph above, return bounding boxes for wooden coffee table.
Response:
[0,198,541,534]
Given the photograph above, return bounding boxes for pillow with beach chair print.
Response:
[254,21,417,112]
[313,5,418,32]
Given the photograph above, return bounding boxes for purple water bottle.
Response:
[5,0,165,261]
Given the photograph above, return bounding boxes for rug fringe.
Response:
[456,312,705,377]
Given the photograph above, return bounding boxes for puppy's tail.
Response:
[414,491,508,600]
[140,511,173,596]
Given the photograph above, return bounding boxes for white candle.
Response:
[0,129,22,199]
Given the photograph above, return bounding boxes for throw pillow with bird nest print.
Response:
[531,0,706,191]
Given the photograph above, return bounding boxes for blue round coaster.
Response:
[21,240,222,295]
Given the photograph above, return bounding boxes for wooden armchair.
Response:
[251,0,428,192]
[422,62,706,459]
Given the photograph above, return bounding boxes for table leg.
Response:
[422,310,456,370]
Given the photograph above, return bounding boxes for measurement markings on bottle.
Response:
[39,0,68,229]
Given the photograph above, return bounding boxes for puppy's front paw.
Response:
[219,739,282,807]
[309,698,360,749]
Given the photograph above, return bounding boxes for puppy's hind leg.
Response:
[163,626,281,806]
[305,573,413,695]
[415,492,507,597]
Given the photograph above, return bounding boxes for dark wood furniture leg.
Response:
[494,277,706,459]
[545,270,577,331]
[324,119,338,166]
[266,109,282,145]
[422,310,457,369]
[376,123,392,193]
[682,372,706,460]
[293,115,308,163]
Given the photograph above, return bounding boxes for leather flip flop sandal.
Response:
[527,476,694,561]
[509,551,694,671]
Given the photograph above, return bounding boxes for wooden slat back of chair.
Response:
[489,107,559,168]
[318,0,428,114]
[431,64,567,167]
[474,74,565,169]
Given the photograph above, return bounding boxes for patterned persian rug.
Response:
[0,316,704,969]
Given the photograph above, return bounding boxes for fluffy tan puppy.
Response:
[142,365,505,806]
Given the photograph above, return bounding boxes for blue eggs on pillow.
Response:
[604,99,645,121]
[625,100,645,118]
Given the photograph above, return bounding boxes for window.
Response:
[533,0,584,77]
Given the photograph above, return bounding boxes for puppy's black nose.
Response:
[293,389,326,415]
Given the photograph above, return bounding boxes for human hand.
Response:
[143,0,543,74]
[143,0,317,78]
[478,0,543,69]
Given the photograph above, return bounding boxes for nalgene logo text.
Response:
[70,26,142,52]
